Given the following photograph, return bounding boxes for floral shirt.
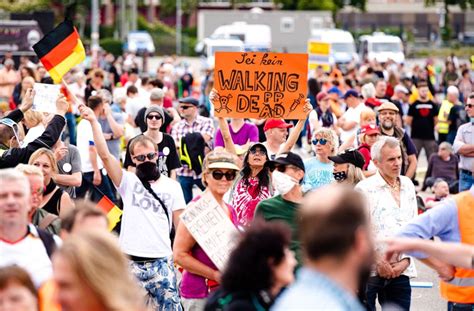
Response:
[230,176,272,226]
[355,171,418,278]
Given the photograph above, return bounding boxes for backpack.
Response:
[36,227,57,259]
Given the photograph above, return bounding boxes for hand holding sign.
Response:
[213,52,308,120]
[19,88,35,113]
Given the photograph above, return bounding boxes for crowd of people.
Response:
[0,49,473,311]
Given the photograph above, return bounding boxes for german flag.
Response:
[33,20,85,84]
[97,195,123,232]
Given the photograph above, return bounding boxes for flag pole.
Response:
[61,78,84,109]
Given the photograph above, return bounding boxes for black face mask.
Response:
[333,171,347,182]
[136,161,160,182]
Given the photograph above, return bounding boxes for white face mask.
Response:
[272,170,298,195]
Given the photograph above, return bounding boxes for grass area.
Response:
[410,46,474,58]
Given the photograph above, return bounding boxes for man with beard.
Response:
[406,81,439,162]
[273,185,374,310]
[378,102,418,179]
[356,137,418,311]
[79,105,185,310]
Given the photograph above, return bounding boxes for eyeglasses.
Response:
[179,105,194,110]
[146,114,162,120]
[31,186,45,196]
[211,170,236,181]
[133,152,157,162]
[312,138,328,145]
[249,148,266,156]
[466,104,473,109]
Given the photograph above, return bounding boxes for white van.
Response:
[211,22,271,52]
[358,32,405,64]
[309,29,358,65]
[198,38,244,67]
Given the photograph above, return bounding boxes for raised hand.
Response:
[55,94,69,116]
[20,88,35,113]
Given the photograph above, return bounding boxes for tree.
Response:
[424,0,474,40]
[274,0,366,11]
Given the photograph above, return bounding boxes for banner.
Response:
[213,52,308,120]
[180,191,238,270]
[307,41,331,72]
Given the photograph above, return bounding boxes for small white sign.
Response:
[180,191,239,271]
[33,83,60,113]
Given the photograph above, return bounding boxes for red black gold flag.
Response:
[33,20,85,84]
[97,195,122,231]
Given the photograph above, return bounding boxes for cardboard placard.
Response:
[179,191,238,271]
[307,41,331,72]
[213,52,308,120]
[33,83,60,113]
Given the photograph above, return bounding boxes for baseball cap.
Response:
[144,106,165,122]
[268,152,305,172]
[378,102,399,112]
[204,150,240,171]
[394,84,409,94]
[328,149,365,169]
[264,119,294,132]
[316,91,329,102]
[343,89,359,99]
[327,86,343,98]
[360,124,381,136]
[150,88,165,100]
[178,97,199,106]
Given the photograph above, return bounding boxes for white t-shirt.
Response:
[117,171,186,258]
[76,119,103,173]
[0,225,60,288]
[125,97,145,121]
[22,124,45,147]
[340,103,365,143]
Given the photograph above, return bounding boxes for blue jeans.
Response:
[65,112,77,146]
[178,175,205,204]
[366,275,411,311]
[459,170,474,192]
[76,171,116,203]
[448,302,474,311]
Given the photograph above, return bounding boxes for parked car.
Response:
[123,31,155,55]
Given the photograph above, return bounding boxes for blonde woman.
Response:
[29,148,74,219]
[302,128,339,191]
[173,150,240,310]
[329,149,366,186]
[22,109,48,146]
[52,231,146,311]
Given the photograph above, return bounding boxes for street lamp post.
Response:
[176,0,182,55]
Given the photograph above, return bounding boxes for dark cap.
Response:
[328,149,365,169]
[178,97,199,106]
[268,152,305,172]
[343,89,359,99]
[144,106,165,122]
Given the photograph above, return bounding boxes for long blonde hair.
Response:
[28,148,58,174]
[54,231,145,311]
[346,164,365,185]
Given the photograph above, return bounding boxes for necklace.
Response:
[381,174,400,191]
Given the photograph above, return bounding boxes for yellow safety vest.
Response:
[437,99,454,134]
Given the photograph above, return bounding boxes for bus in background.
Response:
[358,32,405,64]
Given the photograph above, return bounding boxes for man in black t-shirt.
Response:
[134,88,179,134]
[125,105,181,179]
[406,81,439,162]
[447,101,469,144]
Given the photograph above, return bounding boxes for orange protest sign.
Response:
[213,52,308,120]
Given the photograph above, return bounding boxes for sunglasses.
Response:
[179,105,194,110]
[211,170,236,181]
[466,104,473,109]
[249,148,266,156]
[133,152,157,162]
[31,186,45,196]
[146,114,162,120]
[0,118,21,145]
[312,138,328,145]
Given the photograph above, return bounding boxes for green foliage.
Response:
[425,0,474,10]
[275,0,365,11]
[100,38,123,56]
[0,0,49,12]
[159,0,199,16]
[296,0,334,10]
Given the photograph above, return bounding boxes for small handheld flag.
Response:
[33,20,85,84]
[97,195,122,232]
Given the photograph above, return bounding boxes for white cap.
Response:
[394,84,409,94]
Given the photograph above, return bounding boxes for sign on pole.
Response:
[213,52,308,120]
[307,41,331,72]
[179,191,239,271]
